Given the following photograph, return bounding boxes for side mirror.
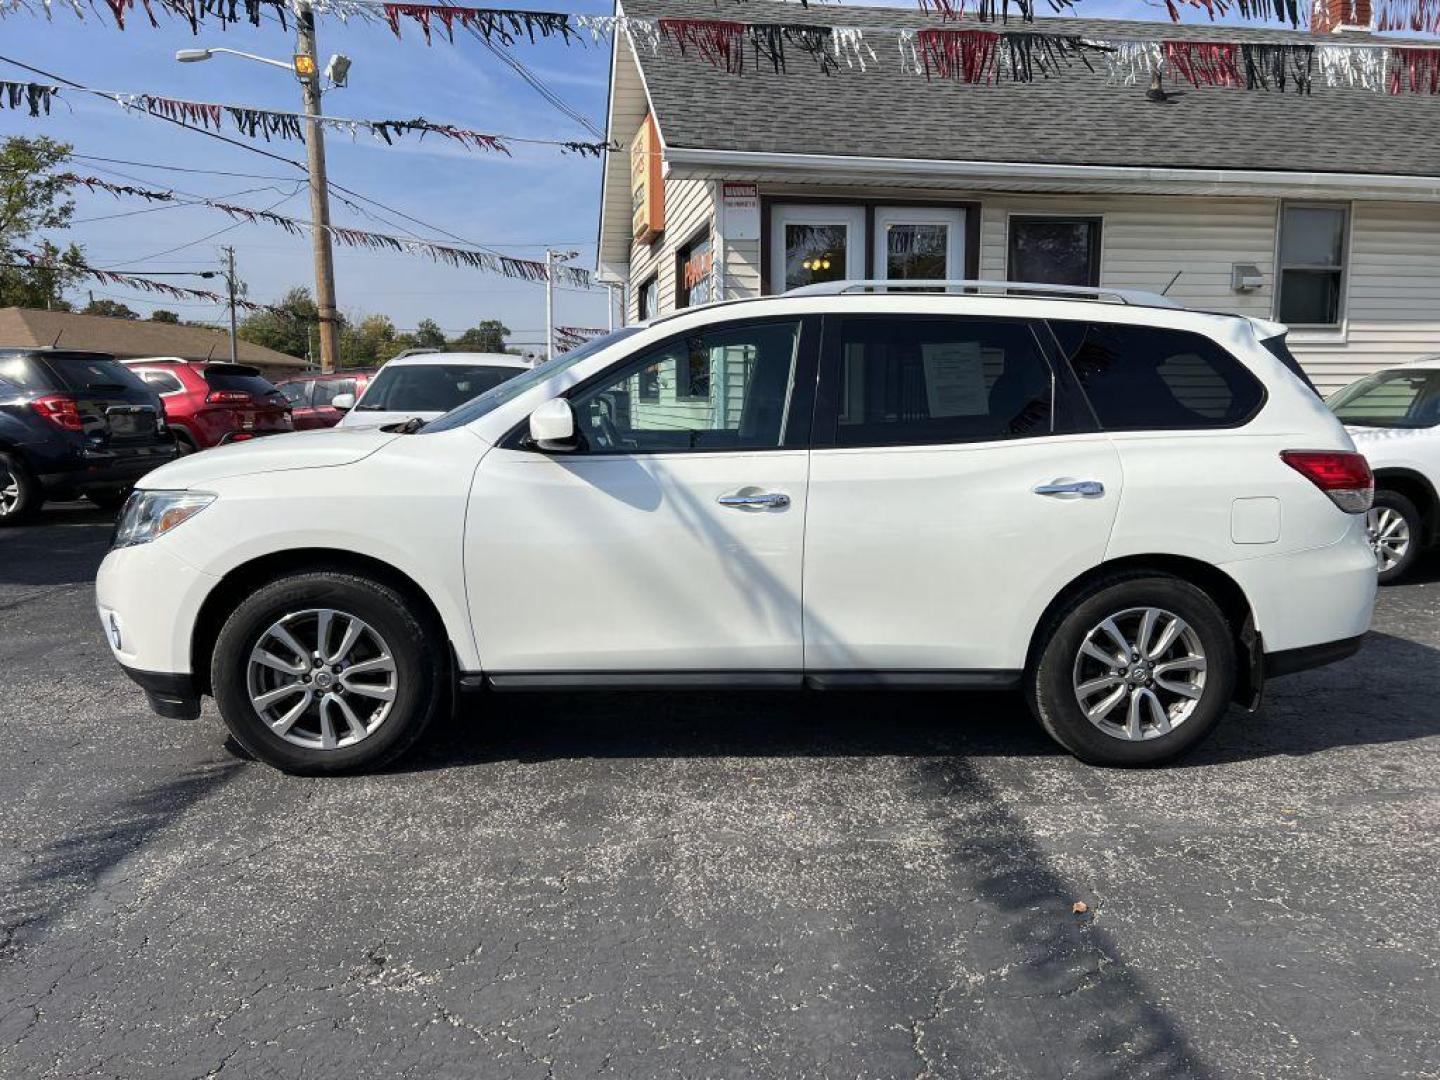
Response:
[331,392,355,412]
[528,397,578,452]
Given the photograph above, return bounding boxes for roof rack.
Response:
[783,279,1182,309]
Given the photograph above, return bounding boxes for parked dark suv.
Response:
[0,349,177,523]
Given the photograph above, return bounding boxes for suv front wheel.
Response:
[1368,490,1421,585]
[1030,575,1236,766]
[210,570,446,773]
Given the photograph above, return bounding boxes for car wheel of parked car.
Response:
[1367,490,1421,585]
[0,451,41,525]
[87,487,132,512]
[210,571,446,774]
[1030,575,1236,767]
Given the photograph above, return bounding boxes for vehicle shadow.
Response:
[401,627,1440,773]
[0,501,114,587]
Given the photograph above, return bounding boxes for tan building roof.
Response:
[0,307,307,372]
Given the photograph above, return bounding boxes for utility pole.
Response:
[296,2,339,372]
[222,245,238,363]
[544,249,579,362]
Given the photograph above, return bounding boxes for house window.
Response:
[637,274,658,321]
[1008,216,1102,288]
[1277,203,1348,326]
[675,232,714,309]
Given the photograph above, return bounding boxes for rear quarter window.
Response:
[1050,321,1265,430]
[0,355,52,392]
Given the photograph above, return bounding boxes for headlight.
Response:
[111,490,215,549]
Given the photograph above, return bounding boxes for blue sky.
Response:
[0,0,1417,343]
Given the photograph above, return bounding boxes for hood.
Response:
[138,426,403,489]
[338,410,442,430]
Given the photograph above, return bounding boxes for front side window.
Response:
[1009,217,1102,287]
[829,317,1055,447]
[1052,321,1265,430]
[1330,369,1440,429]
[279,380,311,405]
[1277,203,1348,326]
[571,320,802,453]
[356,364,521,413]
[311,378,355,408]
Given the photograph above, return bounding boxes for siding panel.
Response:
[626,178,715,322]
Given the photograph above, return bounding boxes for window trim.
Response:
[1273,200,1351,331]
[500,313,821,456]
[812,312,1090,451]
[1047,318,1269,433]
[1006,214,1104,289]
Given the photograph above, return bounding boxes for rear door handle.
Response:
[718,492,790,510]
[1033,480,1105,498]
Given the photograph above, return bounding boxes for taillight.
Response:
[206,390,252,404]
[1281,450,1373,514]
[31,394,83,431]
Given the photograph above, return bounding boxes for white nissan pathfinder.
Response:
[95,282,1377,772]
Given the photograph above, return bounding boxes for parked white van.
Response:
[96,282,1376,772]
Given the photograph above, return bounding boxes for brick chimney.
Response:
[1312,0,1373,31]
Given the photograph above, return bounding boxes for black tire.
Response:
[1029,574,1236,767]
[210,570,446,774]
[0,450,42,526]
[1370,489,1422,586]
[86,487,132,512]
[172,431,198,456]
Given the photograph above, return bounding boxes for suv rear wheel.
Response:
[1368,489,1421,585]
[210,570,445,773]
[0,451,41,525]
[1030,575,1236,766]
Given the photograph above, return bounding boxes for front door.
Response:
[770,205,866,293]
[873,207,966,282]
[802,312,1122,675]
[465,316,819,677]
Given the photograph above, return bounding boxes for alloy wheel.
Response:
[1072,606,1208,742]
[245,608,398,750]
[0,464,19,516]
[1367,506,1411,574]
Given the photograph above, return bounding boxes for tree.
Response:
[149,309,181,324]
[237,286,321,361]
[413,318,447,350]
[450,319,509,353]
[341,313,409,366]
[0,136,85,310]
[83,298,139,320]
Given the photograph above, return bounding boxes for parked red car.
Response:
[125,359,293,453]
[274,369,378,430]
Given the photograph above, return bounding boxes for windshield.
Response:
[423,327,645,433]
[1329,368,1440,429]
[357,363,524,414]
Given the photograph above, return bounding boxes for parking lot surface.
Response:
[2,502,1438,1080]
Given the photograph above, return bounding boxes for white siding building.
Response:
[598,0,1440,393]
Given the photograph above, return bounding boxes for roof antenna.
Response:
[50,330,63,347]
[1161,271,1182,296]
[206,343,218,360]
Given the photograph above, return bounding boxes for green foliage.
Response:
[149,309,181,324]
[83,298,139,320]
[449,319,509,353]
[0,137,85,310]
[412,318,447,350]
[236,286,322,361]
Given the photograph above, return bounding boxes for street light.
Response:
[545,250,580,362]
[173,4,346,371]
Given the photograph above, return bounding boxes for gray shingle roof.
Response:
[623,0,1440,177]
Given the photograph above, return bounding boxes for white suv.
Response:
[95,282,1376,772]
[1329,359,1440,583]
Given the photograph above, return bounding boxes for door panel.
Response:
[804,435,1122,671]
[466,449,808,672]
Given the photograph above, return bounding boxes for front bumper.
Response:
[96,539,219,680]
[121,666,201,720]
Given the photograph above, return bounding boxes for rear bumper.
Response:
[36,443,178,493]
[1264,633,1366,679]
[121,666,201,720]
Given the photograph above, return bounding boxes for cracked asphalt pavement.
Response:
[2,502,1438,1080]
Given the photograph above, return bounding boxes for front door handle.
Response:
[717,492,791,510]
[1033,480,1105,498]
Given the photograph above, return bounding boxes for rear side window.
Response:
[203,367,280,397]
[829,316,1056,446]
[279,381,311,405]
[44,354,148,393]
[0,354,52,392]
[138,370,185,394]
[1260,335,1321,397]
[1051,321,1264,430]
